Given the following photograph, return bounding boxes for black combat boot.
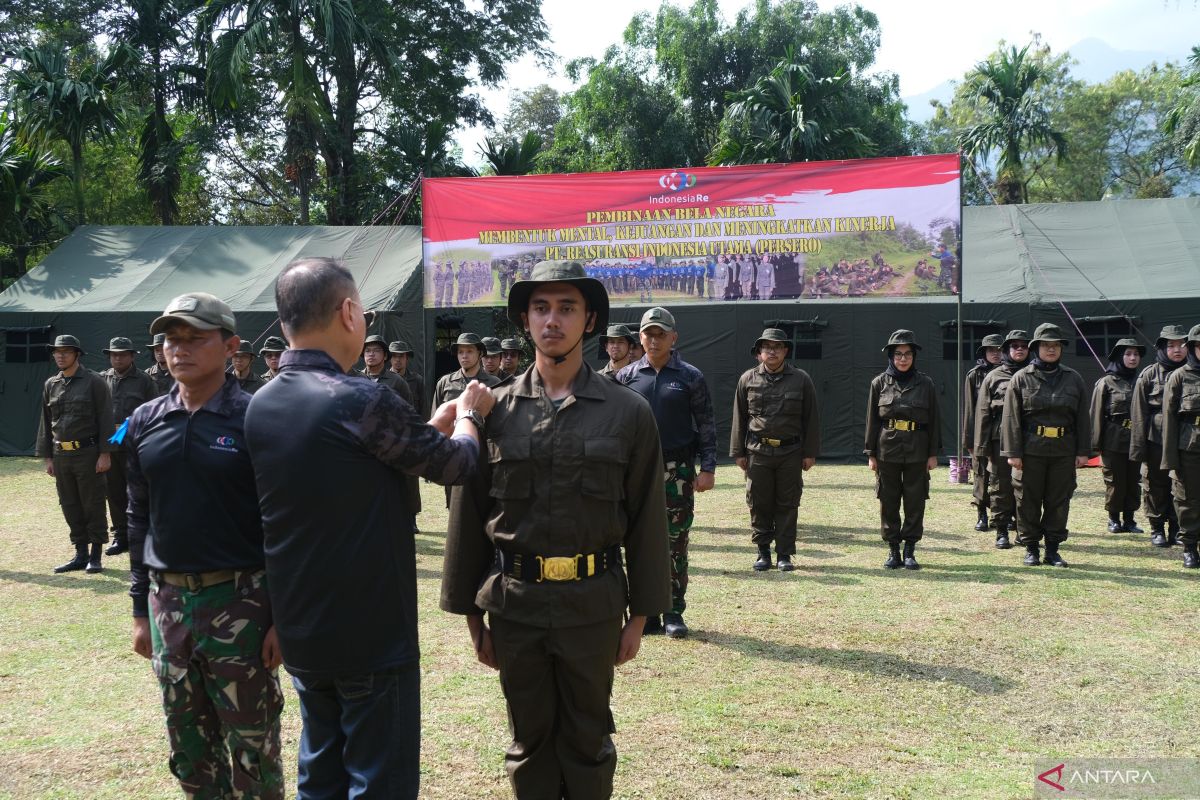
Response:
[902,541,920,570]
[85,542,103,574]
[753,544,772,572]
[53,545,88,574]
[776,554,794,572]
[105,537,129,556]
[1023,544,1041,566]
[974,508,990,532]
[995,531,1012,549]
[1122,513,1143,534]
[1167,518,1180,547]
[1106,516,1123,534]
[1183,544,1200,569]
[1150,526,1168,547]
[643,615,663,635]
[884,543,902,569]
[662,613,688,639]
[1043,541,1068,568]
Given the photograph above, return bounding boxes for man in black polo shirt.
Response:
[126,292,284,799]
[244,257,493,799]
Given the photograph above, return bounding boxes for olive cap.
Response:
[1157,324,1190,346]
[506,260,609,337]
[102,337,138,355]
[1107,337,1146,361]
[599,324,637,346]
[150,292,236,335]
[1003,329,1031,347]
[259,336,288,354]
[389,340,414,355]
[500,337,523,352]
[147,332,166,348]
[640,307,675,333]
[234,340,255,356]
[481,336,503,356]
[451,332,485,354]
[1029,323,1069,347]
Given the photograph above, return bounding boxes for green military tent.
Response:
[0,225,425,455]
[4,197,1200,458]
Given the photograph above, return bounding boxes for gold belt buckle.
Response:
[1039,426,1061,438]
[894,420,913,432]
[1122,419,1132,429]
[762,437,781,447]
[60,440,78,451]
[537,555,581,582]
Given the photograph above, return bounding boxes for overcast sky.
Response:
[455,0,1199,166]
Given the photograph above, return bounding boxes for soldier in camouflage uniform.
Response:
[1162,324,1200,569]
[963,333,1004,532]
[1131,324,1189,547]
[145,332,175,396]
[865,330,941,570]
[37,334,116,574]
[100,336,157,556]
[973,330,1030,549]
[616,307,717,639]
[1001,323,1091,568]
[229,340,266,394]
[597,323,636,378]
[258,336,287,383]
[1090,338,1146,533]
[127,293,284,799]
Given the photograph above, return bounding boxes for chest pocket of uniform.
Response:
[581,437,628,500]
[1109,388,1131,416]
[781,390,805,415]
[878,384,901,416]
[488,436,533,500]
[1180,384,1200,414]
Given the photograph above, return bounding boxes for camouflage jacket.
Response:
[441,362,670,626]
[730,363,820,458]
[36,367,117,457]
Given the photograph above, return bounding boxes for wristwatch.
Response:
[457,409,486,430]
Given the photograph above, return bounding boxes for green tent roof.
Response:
[0,225,422,313]
[963,197,1200,304]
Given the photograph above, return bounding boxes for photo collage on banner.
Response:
[421,154,961,308]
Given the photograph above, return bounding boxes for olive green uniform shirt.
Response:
[729,364,820,458]
[440,363,671,627]
[36,368,117,457]
[1130,363,1178,462]
[962,363,994,451]
[1161,365,1200,470]
[864,372,941,462]
[144,362,174,396]
[1001,365,1090,458]
[433,367,500,406]
[230,370,266,395]
[102,366,157,424]
[973,364,1021,456]
[1090,373,1135,456]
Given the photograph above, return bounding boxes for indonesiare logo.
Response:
[658,171,697,192]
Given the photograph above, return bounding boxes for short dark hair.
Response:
[276,257,357,335]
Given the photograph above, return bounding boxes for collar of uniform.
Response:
[53,366,90,382]
[634,350,682,373]
[756,362,793,377]
[160,373,243,418]
[510,362,605,401]
[279,348,341,373]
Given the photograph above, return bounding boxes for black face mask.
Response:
[885,350,916,384]
[1158,343,1187,371]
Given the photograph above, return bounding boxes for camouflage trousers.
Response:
[664,459,695,614]
[149,570,285,800]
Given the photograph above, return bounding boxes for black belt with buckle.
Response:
[496,545,621,583]
[53,436,98,452]
[155,570,237,591]
[884,419,927,432]
[750,432,801,448]
[1109,415,1132,429]
[1027,425,1073,439]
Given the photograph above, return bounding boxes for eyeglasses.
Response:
[892,351,914,359]
[335,298,376,328]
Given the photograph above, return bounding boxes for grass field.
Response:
[2,456,1198,799]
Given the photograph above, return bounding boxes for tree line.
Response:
[1,0,1198,286]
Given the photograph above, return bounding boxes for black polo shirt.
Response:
[245,349,479,677]
[126,376,263,617]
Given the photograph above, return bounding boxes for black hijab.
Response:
[1158,342,1188,371]
[1188,342,1200,371]
[885,348,916,385]
[1001,343,1029,369]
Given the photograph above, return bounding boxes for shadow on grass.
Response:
[699,629,1015,695]
[0,568,129,595]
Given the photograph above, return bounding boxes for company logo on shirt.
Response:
[211,435,239,453]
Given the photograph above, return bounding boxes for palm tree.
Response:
[958,44,1067,205]
[479,132,544,175]
[1165,46,1200,168]
[707,47,875,166]
[0,116,69,277]
[8,43,135,224]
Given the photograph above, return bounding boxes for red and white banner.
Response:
[421,154,961,308]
